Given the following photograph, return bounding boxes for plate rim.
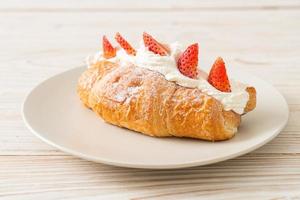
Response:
[22,67,289,169]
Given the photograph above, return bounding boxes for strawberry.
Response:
[115,32,136,55]
[102,35,116,59]
[208,57,231,92]
[143,32,169,56]
[177,43,199,79]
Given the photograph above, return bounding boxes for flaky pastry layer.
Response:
[77,61,256,141]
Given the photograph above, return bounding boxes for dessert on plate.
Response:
[77,32,256,141]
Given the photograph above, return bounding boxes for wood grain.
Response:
[0,0,300,199]
[0,155,300,199]
[2,0,300,12]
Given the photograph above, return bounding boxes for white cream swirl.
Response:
[87,42,249,114]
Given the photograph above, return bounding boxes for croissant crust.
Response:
[77,61,256,141]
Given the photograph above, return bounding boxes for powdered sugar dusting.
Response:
[87,41,249,114]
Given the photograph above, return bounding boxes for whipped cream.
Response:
[87,42,249,114]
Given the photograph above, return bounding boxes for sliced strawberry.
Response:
[208,57,231,92]
[102,35,116,59]
[143,32,169,56]
[115,32,136,55]
[177,43,199,79]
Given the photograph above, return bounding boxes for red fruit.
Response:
[208,57,231,92]
[115,32,136,55]
[102,35,116,59]
[177,43,199,79]
[143,32,169,56]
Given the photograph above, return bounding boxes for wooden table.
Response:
[1,1,300,199]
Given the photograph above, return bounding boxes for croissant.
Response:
[77,60,256,141]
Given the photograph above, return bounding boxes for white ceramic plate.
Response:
[22,67,289,169]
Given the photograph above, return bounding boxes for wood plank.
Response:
[0,155,299,199]
[1,0,300,12]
